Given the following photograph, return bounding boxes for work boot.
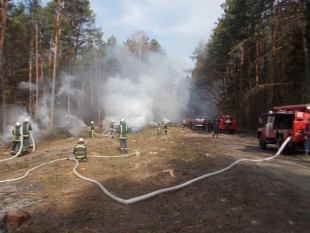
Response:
[301,151,309,157]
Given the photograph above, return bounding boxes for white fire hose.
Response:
[0,136,292,204]
[0,131,35,162]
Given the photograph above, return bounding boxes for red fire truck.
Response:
[218,115,237,133]
[194,118,206,130]
[257,104,310,153]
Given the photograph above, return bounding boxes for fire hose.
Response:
[0,136,292,204]
[0,131,35,162]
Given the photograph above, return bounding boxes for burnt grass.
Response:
[0,126,310,232]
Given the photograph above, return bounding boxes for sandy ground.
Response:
[0,126,310,233]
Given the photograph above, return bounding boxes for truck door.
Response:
[265,115,274,138]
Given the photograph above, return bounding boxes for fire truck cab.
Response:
[257,104,310,153]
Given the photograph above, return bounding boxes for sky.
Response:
[89,0,225,69]
[6,0,227,133]
[12,0,226,69]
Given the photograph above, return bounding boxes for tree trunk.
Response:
[0,0,8,133]
[35,0,39,121]
[67,19,74,116]
[50,0,61,130]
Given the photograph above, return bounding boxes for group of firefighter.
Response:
[10,119,32,156]
[70,118,129,162]
[10,117,310,160]
[182,120,224,138]
[156,120,168,135]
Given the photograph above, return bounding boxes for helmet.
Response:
[111,120,114,123]
[79,138,84,142]
[16,122,21,126]
[120,118,124,122]
[25,119,29,122]
[91,121,94,124]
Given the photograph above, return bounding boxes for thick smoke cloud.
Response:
[102,51,191,129]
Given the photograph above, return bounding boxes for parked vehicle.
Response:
[257,104,310,153]
[194,118,206,130]
[218,115,237,133]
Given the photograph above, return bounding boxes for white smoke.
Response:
[18,81,36,91]
[102,51,190,129]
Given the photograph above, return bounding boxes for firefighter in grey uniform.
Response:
[11,122,22,155]
[73,138,87,161]
[22,118,32,150]
[109,120,115,138]
[90,121,95,139]
[117,118,128,153]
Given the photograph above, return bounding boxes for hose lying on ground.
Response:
[71,136,292,204]
[0,131,35,162]
[1,136,292,205]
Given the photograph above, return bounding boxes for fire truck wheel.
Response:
[276,135,287,154]
[259,135,267,150]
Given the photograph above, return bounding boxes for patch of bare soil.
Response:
[0,126,310,233]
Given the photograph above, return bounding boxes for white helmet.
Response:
[120,118,124,121]
[79,138,84,142]
[25,119,29,122]
[16,122,21,126]
[91,121,94,124]
[111,120,114,123]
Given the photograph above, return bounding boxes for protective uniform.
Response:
[11,122,22,155]
[22,119,32,150]
[303,119,310,157]
[213,123,219,138]
[163,124,168,134]
[109,120,115,138]
[99,123,103,133]
[117,119,128,153]
[157,127,162,135]
[90,121,95,139]
[73,138,87,161]
[225,123,229,134]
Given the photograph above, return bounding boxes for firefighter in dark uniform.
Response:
[202,120,206,132]
[22,118,32,151]
[213,122,219,138]
[303,118,310,157]
[73,138,87,161]
[11,122,22,155]
[90,121,95,139]
[225,123,229,134]
[117,118,128,153]
[163,123,168,134]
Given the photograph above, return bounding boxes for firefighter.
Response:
[213,122,219,138]
[73,138,87,161]
[109,120,115,138]
[90,121,95,139]
[207,121,211,132]
[157,127,162,135]
[117,118,128,153]
[99,122,103,133]
[202,120,206,132]
[225,123,229,134]
[22,118,32,151]
[11,122,22,155]
[163,123,168,134]
[303,118,310,157]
